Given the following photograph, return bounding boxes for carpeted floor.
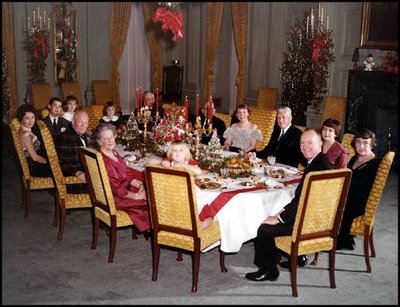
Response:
[2,123,398,305]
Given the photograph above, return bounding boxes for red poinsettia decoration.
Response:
[152,6,184,42]
[311,37,327,63]
[382,51,398,74]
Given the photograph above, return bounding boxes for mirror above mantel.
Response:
[53,2,79,85]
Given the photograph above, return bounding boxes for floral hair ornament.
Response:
[152,2,184,42]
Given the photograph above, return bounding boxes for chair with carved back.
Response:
[37,120,93,240]
[31,82,53,111]
[61,81,83,104]
[92,80,112,106]
[248,107,277,151]
[79,147,137,263]
[256,87,278,110]
[145,165,227,292]
[9,118,55,218]
[320,96,346,127]
[341,133,356,160]
[275,168,352,297]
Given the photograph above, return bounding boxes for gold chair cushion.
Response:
[94,207,133,228]
[256,87,278,110]
[320,96,346,126]
[248,107,277,151]
[275,236,334,255]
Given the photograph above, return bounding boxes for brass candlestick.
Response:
[192,116,214,160]
[135,107,160,140]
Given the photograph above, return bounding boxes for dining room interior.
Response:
[2,1,398,305]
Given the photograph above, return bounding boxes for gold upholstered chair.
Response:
[320,96,346,127]
[37,120,92,240]
[248,107,276,151]
[275,169,352,297]
[92,80,112,106]
[9,118,55,218]
[31,82,53,111]
[79,147,137,263]
[61,81,83,103]
[256,87,278,110]
[214,111,232,128]
[145,165,227,292]
[341,133,356,160]
[81,105,104,133]
[349,151,395,272]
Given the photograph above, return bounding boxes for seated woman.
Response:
[99,101,121,127]
[62,95,79,122]
[16,104,52,177]
[92,123,150,235]
[222,104,262,154]
[321,118,349,169]
[161,141,202,176]
[337,129,380,250]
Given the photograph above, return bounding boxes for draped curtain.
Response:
[202,2,224,104]
[231,3,248,106]
[2,2,17,117]
[142,2,163,91]
[110,2,132,109]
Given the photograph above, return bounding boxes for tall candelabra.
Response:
[192,116,213,160]
[135,106,160,140]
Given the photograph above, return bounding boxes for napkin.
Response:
[265,178,284,188]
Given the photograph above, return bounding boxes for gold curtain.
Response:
[231,3,248,106]
[202,2,224,103]
[2,2,17,116]
[109,2,132,109]
[142,2,163,91]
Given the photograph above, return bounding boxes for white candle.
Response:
[318,4,321,20]
[33,10,35,25]
[306,16,309,34]
[48,17,50,30]
[39,16,42,29]
[37,7,40,20]
[326,16,329,30]
[321,8,324,26]
[27,17,31,30]
[311,9,314,33]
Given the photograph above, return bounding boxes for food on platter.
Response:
[239,181,253,187]
[199,182,222,190]
[225,156,251,169]
[268,168,286,179]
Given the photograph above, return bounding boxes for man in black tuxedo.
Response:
[56,110,90,194]
[188,104,227,145]
[135,91,165,132]
[256,106,306,168]
[245,128,332,282]
[42,97,70,140]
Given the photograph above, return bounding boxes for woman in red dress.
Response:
[92,123,150,233]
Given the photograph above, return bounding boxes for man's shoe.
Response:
[336,242,355,251]
[245,268,279,282]
[279,255,308,269]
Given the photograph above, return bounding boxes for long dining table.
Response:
[115,144,301,253]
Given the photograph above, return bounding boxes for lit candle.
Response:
[43,10,46,23]
[155,88,159,113]
[39,16,42,29]
[37,7,40,20]
[27,17,31,30]
[306,16,309,35]
[326,16,329,30]
[48,17,50,30]
[321,8,324,26]
[33,10,35,25]
[311,9,314,33]
[195,94,199,117]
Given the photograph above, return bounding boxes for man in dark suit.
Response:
[135,91,165,132]
[56,110,90,194]
[245,128,332,282]
[188,104,227,145]
[255,106,306,168]
[42,97,70,140]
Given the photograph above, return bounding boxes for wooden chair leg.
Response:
[329,249,336,289]
[152,244,160,281]
[24,187,31,218]
[192,250,200,292]
[131,226,138,239]
[53,196,59,227]
[220,249,227,272]
[364,234,372,273]
[57,202,66,241]
[177,250,183,261]
[310,252,319,265]
[108,226,117,263]
[290,253,298,297]
[369,228,376,257]
[91,218,100,249]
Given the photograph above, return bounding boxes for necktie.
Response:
[53,118,57,130]
[278,129,284,141]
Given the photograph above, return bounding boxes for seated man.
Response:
[56,110,90,194]
[42,97,70,140]
[188,103,226,145]
[255,106,306,167]
[245,128,332,282]
[135,91,164,132]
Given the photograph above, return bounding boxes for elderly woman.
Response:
[337,129,380,250]
[321,118,349,169]
[92,123,150,234]
[16,104,52,177]
[222,104,262,154]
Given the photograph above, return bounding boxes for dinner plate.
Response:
[200,182,222,190]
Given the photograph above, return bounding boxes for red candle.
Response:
[206,98,213,120]
[155,88,159,113]
[195,94,200,117]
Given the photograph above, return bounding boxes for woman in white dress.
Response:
[222,104,262,154]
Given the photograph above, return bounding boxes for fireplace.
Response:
[345,70,398,169]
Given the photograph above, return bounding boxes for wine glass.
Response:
[267,155,276,166]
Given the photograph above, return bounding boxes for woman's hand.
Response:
[75,171,87,183]
[130,178,143,189]
[127,186,147,200]
[262,215,280,225]
[161,160,171,167]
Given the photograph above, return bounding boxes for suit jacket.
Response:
[55,125,89,177]
[188,111,227,145]
[42,116,70,140]
[256,123,306,167]
[279,152,332,225]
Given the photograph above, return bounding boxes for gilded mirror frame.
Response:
[53,2,79,85]
[360,2,398,50]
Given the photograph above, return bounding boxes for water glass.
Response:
[220,168,229,178]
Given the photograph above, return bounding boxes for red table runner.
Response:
[199,186,266,221]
